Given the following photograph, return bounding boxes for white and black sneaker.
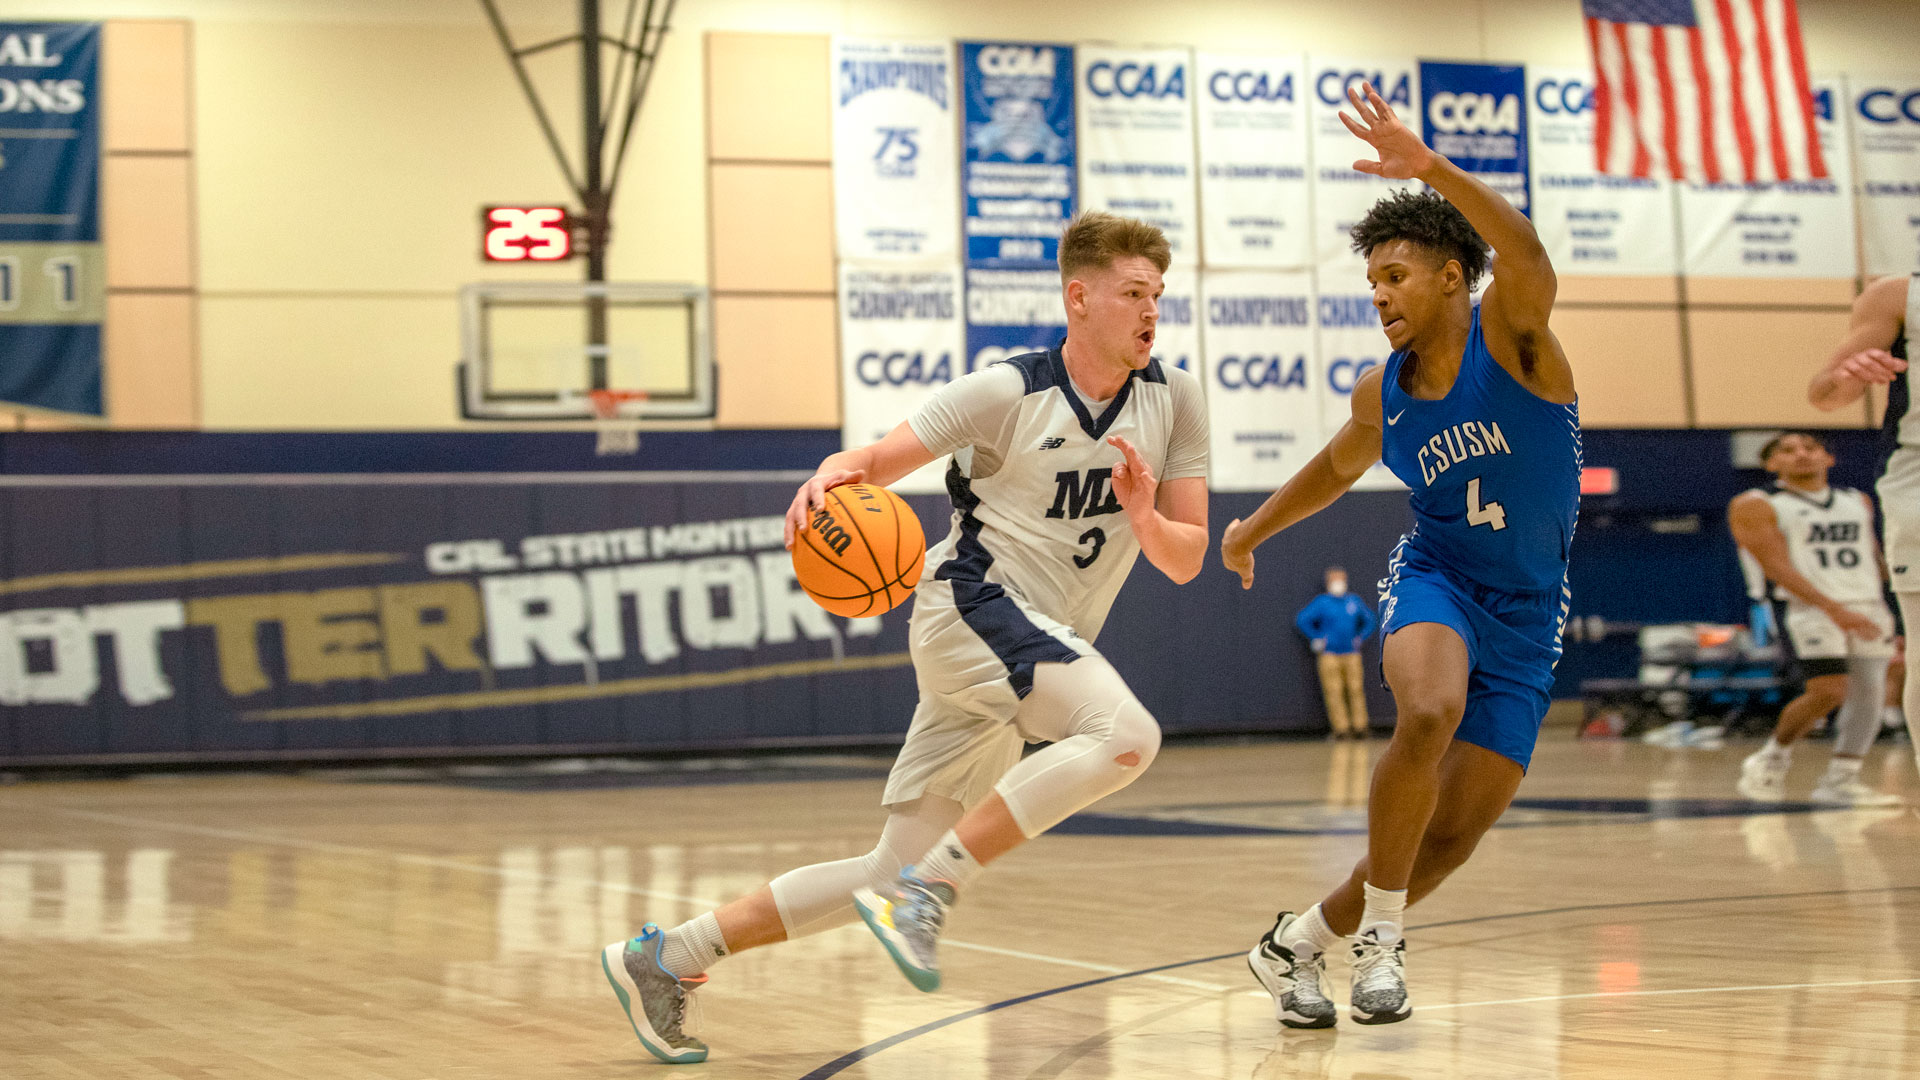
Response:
[1349,929,1411,1025]
[1247,912,1337,1029]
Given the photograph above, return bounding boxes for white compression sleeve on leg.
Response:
[1833,655,1891,759]
[1901,595,1920,770]
[994,658,1162,838]
[767,795,963,939]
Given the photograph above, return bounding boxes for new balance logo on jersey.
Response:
[1046,468,1123,520]
[1039,437,1067,450]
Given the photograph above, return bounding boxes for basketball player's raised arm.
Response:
[1728,493,1879,638]
[1220,367,1386,589]
[783,421,936,549]
[1809,276,1907,411]
[1342,82,1573,401]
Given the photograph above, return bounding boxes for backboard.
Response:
[456,281,714,420]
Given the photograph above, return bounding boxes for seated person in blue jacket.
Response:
[1296,566,1378,738]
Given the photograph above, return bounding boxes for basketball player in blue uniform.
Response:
[598,212,1210,1063]
[1222,82,1580,1027]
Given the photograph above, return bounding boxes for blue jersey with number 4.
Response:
[1378,306,1581,595]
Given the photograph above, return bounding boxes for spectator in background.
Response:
[1296,567,1377,738]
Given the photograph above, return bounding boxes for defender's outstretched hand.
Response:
[1107,435,1158,516]
[1221,517,1256,590]
[784,468,866,549]
[1340,81,1436,181]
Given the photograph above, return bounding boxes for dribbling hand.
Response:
[1340,81,1437,181]
[1221,517,1256,590]
[785,468,866,549]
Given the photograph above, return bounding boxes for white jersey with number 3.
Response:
[907,346,1209,642]
[1738,484,1882,605]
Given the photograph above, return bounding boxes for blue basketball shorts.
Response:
[1378,562,1567,771]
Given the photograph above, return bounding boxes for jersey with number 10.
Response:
[1378,306,1581,595]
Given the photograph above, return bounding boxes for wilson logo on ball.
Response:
[809,506,855,556]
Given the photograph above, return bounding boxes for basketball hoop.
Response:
[588,388,646,456]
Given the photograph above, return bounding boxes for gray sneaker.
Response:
[854,868,954,992]
[1247,912,1337,1028]
[1349,929,1411,1025]
[600,925,709,1064]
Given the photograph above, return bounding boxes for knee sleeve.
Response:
[997,662,1162,838]
[1834,656,1891,758]
[767,796,961,939]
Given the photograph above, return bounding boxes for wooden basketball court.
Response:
[4,736,1917,1079]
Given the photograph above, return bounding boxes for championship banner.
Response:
[964,267,1066,377]
[1850,75,1920,275]
[1153,266,1200,375]
[831,39,960,261]
[1199,270,1321,491]
[1314,276,1406,492]
[1677,78,1856,279]
[1075,45,1199,265]
[1196,53,1311,269]
[1308,57,1421,273]
[1526,66,1677,275]
[838,264,967,494]
[961,41,1076,268]
[1419,60,1529,215]
[0,23,102,417]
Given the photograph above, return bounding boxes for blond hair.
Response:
[1058,210,1171,285]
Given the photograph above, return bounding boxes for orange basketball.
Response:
[790,483,926,617]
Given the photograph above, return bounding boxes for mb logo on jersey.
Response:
[1808,522,1861,544]
[1039,437,1066,450]
[1047,469,1122,520]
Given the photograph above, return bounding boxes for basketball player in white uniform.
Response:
[598,211,1210,1064]
[1809,273,1919,772]
[1730,432,1901,805]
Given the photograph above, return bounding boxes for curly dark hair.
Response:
[1350,189,1491,291]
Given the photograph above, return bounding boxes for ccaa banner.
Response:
[1314,276,1406,493]
[1419,60,1529,215]
[1850,76,1920,275]
[1075,45,1199,265]
[1196,53,1312,269]
[1153,266,1200,375]
[0,23,102,418]
[1678,78,1856,279]
[961,41,1076,268]
[964,267,1066,375]
[838,264,967,494]
[1527,66,1676,275]
[1308,57,1421,274]
[1200,270,1321,491]
[830,38,961,261]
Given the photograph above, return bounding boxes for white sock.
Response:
[1359,883,1408,945]
[1277,903,1346,959]
[1823,757,1863,783]
[658,911,729,979]
[914,830,985,892]
[1763,735,1793,761]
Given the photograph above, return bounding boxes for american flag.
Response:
[1582,0,1826,184]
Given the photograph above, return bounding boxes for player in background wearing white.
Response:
[598,212,1210,1064]
[1808,273,1919,771]
[1730,432,1902,806]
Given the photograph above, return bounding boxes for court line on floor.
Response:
[30,804,1228,992]
[795,883,1920,1080]
[1419,975,1920,1011]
